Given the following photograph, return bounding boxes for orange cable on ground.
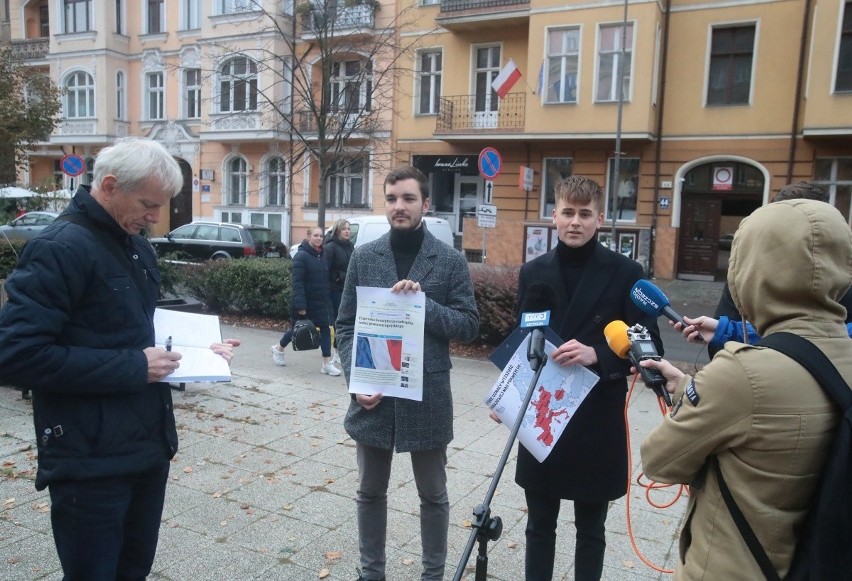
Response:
[623,372,687,575]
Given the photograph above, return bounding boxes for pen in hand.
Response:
[165,336,172,352]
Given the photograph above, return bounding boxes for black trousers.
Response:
[524,490,608,581]
[48,461,170,581]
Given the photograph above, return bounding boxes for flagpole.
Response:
[610,0,629,252]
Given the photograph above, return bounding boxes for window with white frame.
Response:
[605,157,639,222]
[40,3,50,37]
[52,160,65,189]
[219,56,258,112]
[420,0,439,5]
[707,24,755,105]
[265,156,287,206]
[185,68,201,119]
[182,0,200,29]
[596,23,633,102]
[541,158,574,218]
[416,50,442,115]
[226,157,249,205]
[63,0,92,33]
[115,0,124,34]
[836,1,852,92]
[221,0,254,14]
[146,72,165,120]
[330,60,372,115]
[814,158,852,224]
[147,0,164,33]
[327,156,367,208]
[546,27,580,104]
[116,71,125,120]
[84,157,94,185]
[64,71,95,118]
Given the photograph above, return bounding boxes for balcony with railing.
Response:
[294,109,383,137]
[300,4,375,38]
[435,93,525,135]
[436,0,529,30]
[10,38,50,61]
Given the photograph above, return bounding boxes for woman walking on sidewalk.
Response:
[324,219,354,364]
[272,226,341,376]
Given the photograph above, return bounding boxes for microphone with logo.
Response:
[520,283,555,372]
[629,279,703,343]
[604,320,671,406]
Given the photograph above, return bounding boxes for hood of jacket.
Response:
[728,199,852,338]
[298,239,321,257]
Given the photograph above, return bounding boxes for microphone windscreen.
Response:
[630,279,671,317]
[522,282,556,314]
[604,320,631,358]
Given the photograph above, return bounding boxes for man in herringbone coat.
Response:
[336,166,479,581]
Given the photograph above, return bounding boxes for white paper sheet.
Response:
[153,309,231,383]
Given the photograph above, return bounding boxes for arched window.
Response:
[65,71,95,118]
[265,156,286,206]
[226,157,248,205]
[219,56,258,112]
[84,157,95,185]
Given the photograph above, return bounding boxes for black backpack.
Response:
[713,332,852,581]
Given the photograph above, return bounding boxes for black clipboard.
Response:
[488,326,565,370]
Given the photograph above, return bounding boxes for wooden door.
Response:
[677,196,720,278]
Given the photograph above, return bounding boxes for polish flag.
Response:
[491,59,522,99]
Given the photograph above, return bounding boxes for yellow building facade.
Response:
[6,0,852,279]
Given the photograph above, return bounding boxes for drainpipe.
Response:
[785,0,812,184]
[649,0,671,278]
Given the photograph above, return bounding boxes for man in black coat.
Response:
[512,176,662,580]
[0,138,237,580]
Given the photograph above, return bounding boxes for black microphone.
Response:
[520,283,555,371]
[604,320,671,406]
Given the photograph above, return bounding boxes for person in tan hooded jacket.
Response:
[639,199,852,580]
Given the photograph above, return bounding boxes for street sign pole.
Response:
[478,150,501,264]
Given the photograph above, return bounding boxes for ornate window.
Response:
[219,56,258,112]
[265,156,287,206]
[226,156,249,205]
[64,71,95,118]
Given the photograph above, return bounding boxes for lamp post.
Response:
[609,0,630,252]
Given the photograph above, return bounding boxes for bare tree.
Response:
[0,45,61,186]
[200,0,428,228]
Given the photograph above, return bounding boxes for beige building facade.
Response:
[8,0,852,279]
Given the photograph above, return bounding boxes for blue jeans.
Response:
[355,442,449,580]
[280,324,332,357]
[48,461,170,581]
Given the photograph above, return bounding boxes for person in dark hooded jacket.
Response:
[324,219,354,364]
[272,226,341,375]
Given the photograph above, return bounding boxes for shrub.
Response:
[180,258,292,320]
[0,241,25,279]
[469,264,519,346]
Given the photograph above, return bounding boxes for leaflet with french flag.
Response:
[492,58,522,99]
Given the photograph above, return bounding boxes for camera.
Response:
[626,324,671,406]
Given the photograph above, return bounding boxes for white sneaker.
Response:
[320,362,342,376]
[271,345,286,366]
[331,351,341,365]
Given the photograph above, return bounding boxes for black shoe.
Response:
[355,568,385,581]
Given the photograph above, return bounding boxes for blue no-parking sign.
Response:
[60,154,85,177]
[478,147,502,180]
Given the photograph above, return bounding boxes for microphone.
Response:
[604,320,671,406]
[520,283,555,371]
[630,279,687,327]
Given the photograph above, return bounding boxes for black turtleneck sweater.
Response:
[390,224,425,280]
[555,236,598,304]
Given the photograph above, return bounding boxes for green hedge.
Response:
[0,241,25,279]
[176,258,292,320]
[469,264,519,345]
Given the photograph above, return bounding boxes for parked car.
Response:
[719,233,734,251]
[289,215,455,258]
[0,211,59,242]
[150,222,287,261]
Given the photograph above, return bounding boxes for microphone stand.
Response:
[452,339,548,581]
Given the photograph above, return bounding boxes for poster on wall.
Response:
[550,228,559,250]
[525,227,549,262]
[598,231,614,250]
[618,233,637,260]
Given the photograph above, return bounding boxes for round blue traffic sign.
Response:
[60,154,85,177]
[478,147,502,180]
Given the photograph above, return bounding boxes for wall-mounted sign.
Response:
[519,166,534,191]
[200,169,215,181]
[201,184,211,192]
[659,197,670,209]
